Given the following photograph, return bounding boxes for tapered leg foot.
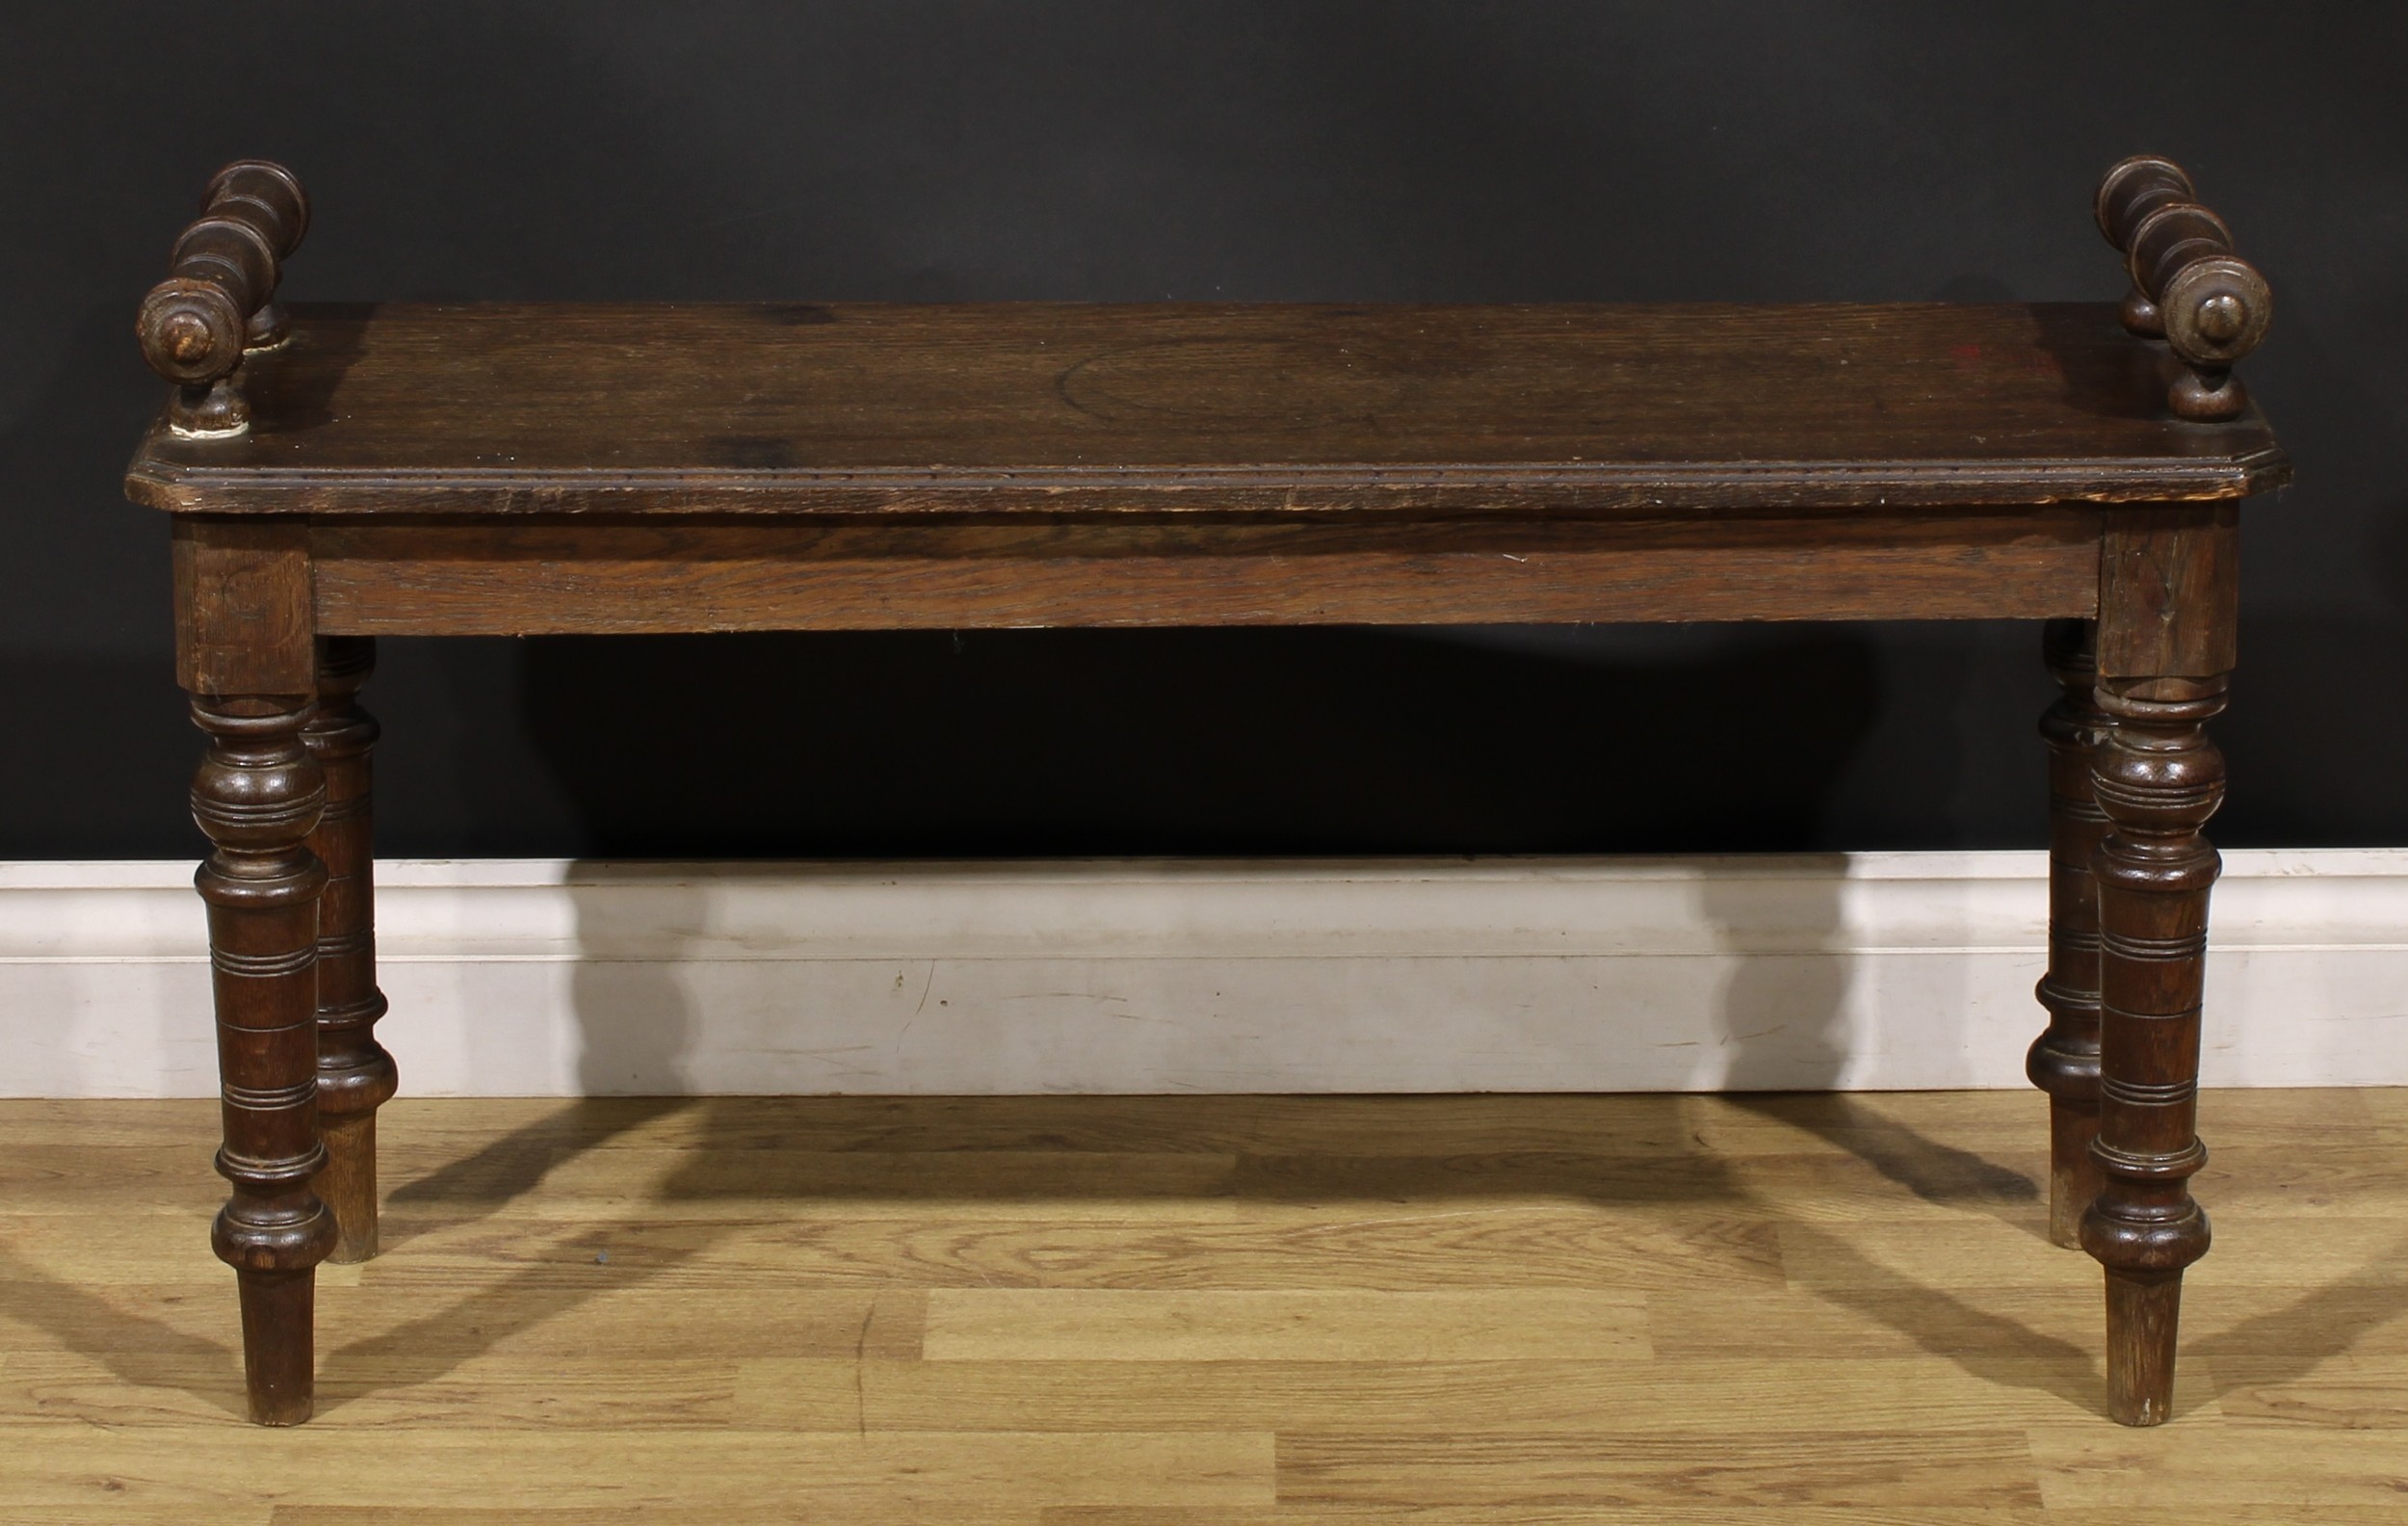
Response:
[306,637,396,1265]
[2104,1269,2186,1426]
[235,1267,319,1425]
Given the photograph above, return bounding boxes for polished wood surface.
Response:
[4,1091,2403,1521]
[124,300,2287,517]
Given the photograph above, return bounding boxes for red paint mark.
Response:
[1950,341,2063,381]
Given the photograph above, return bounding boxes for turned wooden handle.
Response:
[2095,155,2270,421]
[136,160,308,436]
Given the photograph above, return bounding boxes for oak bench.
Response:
[122,157,2286,1426]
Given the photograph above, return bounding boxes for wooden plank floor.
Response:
[3,1090,2405,1522]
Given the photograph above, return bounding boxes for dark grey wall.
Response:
[6,4,2402,858]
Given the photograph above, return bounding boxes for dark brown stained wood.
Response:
[170,517,316,696]
[137,160,311,436]
[186,692,337,1424]
[310,511,2104,634]
[2083,668,2225,1426]
[2093,155,2274,420]
[124,302,2290,519]
[303,637,396,1266]
[2028,618,2108,1249]
[2081,505,2234,1425]
[2096,503,2241,683]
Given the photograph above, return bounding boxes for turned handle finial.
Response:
[2095,155,2270,422]
[137,160,309,438]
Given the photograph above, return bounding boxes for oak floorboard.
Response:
[1274,1429,2043,1509]
[0,1275,929,1363]
[1040,1502,2408,1512]
[19,1137,2407,1227]
[922,1288,1650,1361]
[270,1512,1042,1526]
[15,1509,272,1526]
[1777,1216,2408,1289]
[269,1515,1034,1526]
[2028,1420,2408,1509]
[1,1429,1271,1514]
[737,1355,2112,1434]
[351,1210,1780,1292]
[0,1351,739,1429]
[2211,1353,2408,1428]
[353,1094,1714,1156]
[1,1091,2400,1519]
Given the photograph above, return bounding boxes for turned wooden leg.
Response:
[192,693,340,1425]
[2081,505,2236,1426]
[2028,618,2108,1248]
[305,637,397,1263]
[2083,674,2222,1423]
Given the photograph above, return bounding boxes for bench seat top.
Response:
[125,300,2290,518]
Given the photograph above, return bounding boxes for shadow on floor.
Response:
[0,1239,243,1419]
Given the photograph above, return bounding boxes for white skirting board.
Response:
[2,851,2402,1098]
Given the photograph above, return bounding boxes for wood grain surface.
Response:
[4,1090,2401,1521]
[124,303,2290,517]
[307,511,2105,633]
